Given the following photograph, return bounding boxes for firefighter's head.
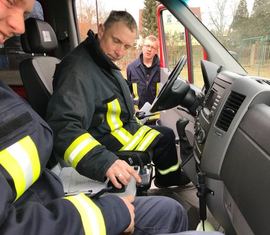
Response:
[0,0,35,44]
[98,10,137,62]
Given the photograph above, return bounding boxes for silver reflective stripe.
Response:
[7,143,33,190]
[65,194,106,235]
[64,133,100,168]
[68,137,93,163]
[0,136,40,200]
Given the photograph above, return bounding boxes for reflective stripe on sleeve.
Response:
[107,99,132,145]
[64,133,100,168]
[0,136,40,200]
[132,83,139,101]
[65,193,106,235]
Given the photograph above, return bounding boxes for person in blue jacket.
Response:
[0,1,188,235]
[127,35,160,110]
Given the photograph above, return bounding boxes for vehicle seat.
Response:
[19,17,60,119]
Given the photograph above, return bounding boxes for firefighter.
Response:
[0,1,188,234]
[47,10,190,192]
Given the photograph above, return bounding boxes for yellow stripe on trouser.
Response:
[0,136,40,200]
[65,193,106,235]
[107,99,132,145]
[120,126,152,151]
[135,129,160,151]
[64,133,100,168]
[157,157,181,175]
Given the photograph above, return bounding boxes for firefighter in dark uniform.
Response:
[127,35,160,110]
[0,3,189,235]
[47,11,190,190]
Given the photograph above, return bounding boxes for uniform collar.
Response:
[85,30,120,71]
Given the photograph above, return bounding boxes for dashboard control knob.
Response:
[197,129,206,144]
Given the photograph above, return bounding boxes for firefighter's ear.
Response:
[97,24,105,40]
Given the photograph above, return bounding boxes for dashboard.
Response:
[194,67,270,234]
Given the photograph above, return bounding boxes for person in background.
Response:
[26,0,44,20]
[127,35,160,111]
[0,2,188,235]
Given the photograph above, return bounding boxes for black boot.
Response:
[154,169,191,188]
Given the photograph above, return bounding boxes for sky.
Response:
[186,0,255,14]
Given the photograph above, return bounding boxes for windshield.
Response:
[186,0,270,78]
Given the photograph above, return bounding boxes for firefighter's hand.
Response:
[106,160,141,189]
[121,195,135,234]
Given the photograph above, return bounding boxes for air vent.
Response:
[263,80,270,85]
[256,79,270,85]
[216,91,245,131]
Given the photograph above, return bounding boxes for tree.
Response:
[250,0,270,37]
[208,0,235,38]
[76,0,108,40]
[141,0,158,37]
[230,0,249,41]
[252,0,265,15]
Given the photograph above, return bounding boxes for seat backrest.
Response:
[19,18,60,118]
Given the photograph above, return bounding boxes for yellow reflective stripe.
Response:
[132,83,139,101]
[107,99,132,145]
[107,99,123,130]
[135,116,143,125]
[157,158,181,175]
[134,105,139,112]
[156,82,160,96]
[111,128,132,145]
[0,136,40,200]
[64,133,100,168]
[0,150,25,199]
[148,112,160,121]
[120,126,151,151]
[65,193,106,235]
[135,129,160,151]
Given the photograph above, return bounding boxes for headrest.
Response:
[21,18,58,54]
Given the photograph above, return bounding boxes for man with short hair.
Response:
[47,10,190,193]
[0,3,188,235]
[127,35,160,110]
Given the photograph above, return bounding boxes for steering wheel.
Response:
[151,55,187,112]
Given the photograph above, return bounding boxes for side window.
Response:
[161,9,204,89]
[162,10,188,79]
[190,35,204,88]
[75,0,99,41]
[0,1,44,85]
